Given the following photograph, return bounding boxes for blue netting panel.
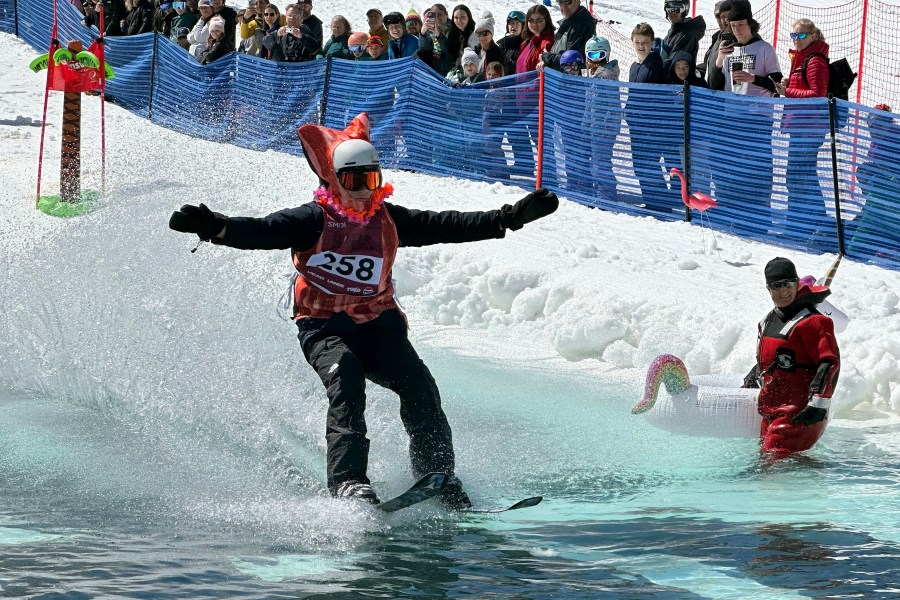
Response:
[690,88,840,254]
[104,34,154,114]
[17,0,94,50]
[541,69,686,220]
[150,40,237,141]
[0,0,15,34]
[837,103,900,269]
[231,54,324,156]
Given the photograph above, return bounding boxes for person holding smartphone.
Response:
[263,3,320,62]
[700,0,732,89]
[715,0,781,96]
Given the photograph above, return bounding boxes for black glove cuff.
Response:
[499,204,524,231]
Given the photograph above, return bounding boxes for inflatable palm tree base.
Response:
[38,189,100,217]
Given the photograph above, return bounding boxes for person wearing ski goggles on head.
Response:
[496,10,526,73]
[662,0,706,64]
[168,113,559,509]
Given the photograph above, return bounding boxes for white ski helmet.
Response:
[332,138,380,173]
[585,36,611,60]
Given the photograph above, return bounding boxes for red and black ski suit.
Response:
[744,286,840,455]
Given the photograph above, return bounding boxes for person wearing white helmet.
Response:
[584,36,619,80]
[168,113,559,509]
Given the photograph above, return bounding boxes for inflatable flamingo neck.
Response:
[632,354,691,414]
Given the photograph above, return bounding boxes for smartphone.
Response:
[731,60,743,72]
[720,32,736,47]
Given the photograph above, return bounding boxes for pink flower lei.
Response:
[313,183,394,225]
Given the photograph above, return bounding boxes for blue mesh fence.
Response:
[11,0,900,271]
[0,0,15,34]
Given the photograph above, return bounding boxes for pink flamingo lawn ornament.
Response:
[669,168,718,211]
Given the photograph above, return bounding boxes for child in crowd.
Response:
[667,51,708,86]
[584,36,619,80]
[347,31,369,60]
[363,35,387,60]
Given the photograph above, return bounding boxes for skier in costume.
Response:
[743,257,840,456]
[168,113,559,507]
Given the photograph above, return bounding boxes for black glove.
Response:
[791,405,827,426]
[499,188,559,231]
[168,203,227,241]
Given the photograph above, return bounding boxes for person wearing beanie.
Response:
[472,12,504,76]
[662,0,706,63]
[742,257,840,457]
[537,0,595,72]
[405,9,422,36]
[699,0,732,89]
[447,46,485,86]
[362,34,387,60]
[168,112,559,508]
[383,11,418,59]
[199,15,235,64]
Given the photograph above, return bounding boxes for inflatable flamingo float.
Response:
[669,168,718,211]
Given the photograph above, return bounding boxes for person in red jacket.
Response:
[775,19,831,225]
[168,113,559,508]
[743,257,840,456]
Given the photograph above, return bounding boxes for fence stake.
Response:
[320,56,332,126]
[13,0,18,37]
[148,30,159,119]
[682,80,691,223]
[828,96,846,256]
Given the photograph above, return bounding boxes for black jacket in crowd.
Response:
[200,33,235,64]
[540,5,595,71]
[700,29,727,90]
[263,27,321,62]
[663,15,706,63]
[497,33,522,75]
[123,0,154,35]
[83,0,127,36]
[214,4,237,44]
[629,50,666,84]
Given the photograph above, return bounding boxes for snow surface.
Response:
[0,0,898,435]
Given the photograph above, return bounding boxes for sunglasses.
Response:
[338,168,382,191]
[507,10,526,21]
[558,0,574,5]
[349,44,365,52]
[586,49,607,61]
[790,32,808,39]
[527,17,545,24]
[475,30,491,37]
[767,279,798,290]
[263,11,276,15]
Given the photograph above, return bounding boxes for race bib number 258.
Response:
[306,251,384,287]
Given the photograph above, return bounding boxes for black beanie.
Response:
[728,0,752,21]
[715,0,733,17]
[764,257,798,284]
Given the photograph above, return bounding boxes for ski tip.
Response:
[508,496,543,510]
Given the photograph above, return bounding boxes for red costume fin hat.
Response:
[297,112,371,203]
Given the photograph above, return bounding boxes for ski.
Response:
[376,472,448,513]
[461,496,544,514]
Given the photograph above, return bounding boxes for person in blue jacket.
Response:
[384,11,419,59]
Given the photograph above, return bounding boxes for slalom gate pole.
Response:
[771,0,781,49]
[98,5,107,195]
[828,95,846,256]
[682,80,692,223]
[535,68,545,189]
[856,0,868,104]
[36,0,60,207]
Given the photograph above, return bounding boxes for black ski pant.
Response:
[302,324,456,494]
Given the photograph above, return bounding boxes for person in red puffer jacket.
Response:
[775,19,831,227]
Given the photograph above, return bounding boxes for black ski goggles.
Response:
[337,166,383,191]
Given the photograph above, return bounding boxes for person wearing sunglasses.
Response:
[238,0,274,55]
[254,3,280,58]
[535,0,594,73]
[263,3,321,63]
[515,5,554,74]
[496,10,525,74]
[741,257,840,457]
[774,19,831,223]
[168,113,559,508]
[662,0,706,66]
[471,12,505,76]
